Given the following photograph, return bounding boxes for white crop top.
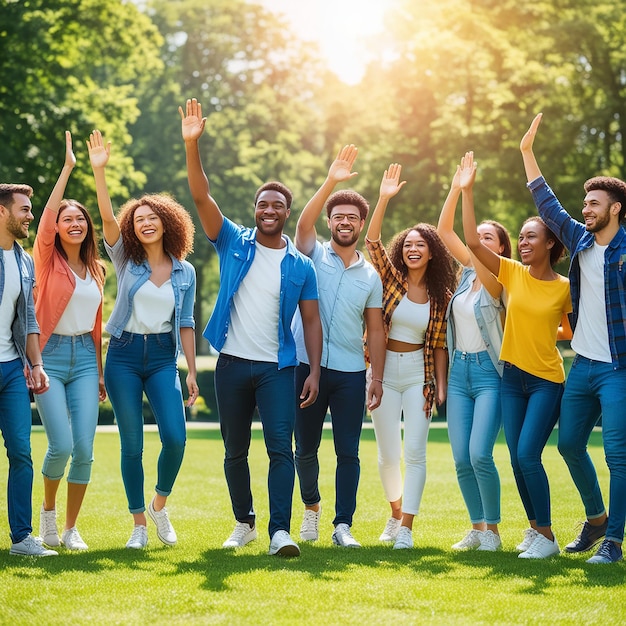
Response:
[388,294,429,344]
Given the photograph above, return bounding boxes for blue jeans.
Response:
[35,334,99,483]
[295,365,365,527]
[447,350,502,525]
[558,355,626,543]
[0,358,34,543]
[105,332,187,514]
[215,354,296,538]
[501,363,563,528]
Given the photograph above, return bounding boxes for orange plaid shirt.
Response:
[365,237,450,416]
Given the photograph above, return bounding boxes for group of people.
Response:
[0,104,624,565]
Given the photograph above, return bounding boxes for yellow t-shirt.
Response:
[498,257,572,383]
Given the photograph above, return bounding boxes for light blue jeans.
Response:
[447,350,502,525]
[35,333,99,484]
[105,332,187,514]
[558,355,626,543]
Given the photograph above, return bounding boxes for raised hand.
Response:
[180,98,206,143]
[459,151,477,190]
[64,130,76,170]
[327,144,359,183]
[86,130,111,170]
[379,163,406,199]
[520,113,543,153]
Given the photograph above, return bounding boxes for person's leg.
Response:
[294,365,329,509]
[328,369,366,528]
[214,354,256,526]
[0,359,34,543]
[254,362,297,538]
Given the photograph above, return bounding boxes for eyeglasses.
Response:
[330,213,362,223]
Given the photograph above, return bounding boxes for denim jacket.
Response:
[0,242,40,365]
[446,266,504,375]
[205,217,318,369]
[104,237,195,355]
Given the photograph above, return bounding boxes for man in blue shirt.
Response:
[0,183,55,557]
[293,145,386,548]
[521,113,626,564]
[181,99,322,557]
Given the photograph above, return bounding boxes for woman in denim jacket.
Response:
[88,130,198,550]
[437,155,511,552]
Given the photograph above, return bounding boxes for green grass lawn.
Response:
[0,425,623,625]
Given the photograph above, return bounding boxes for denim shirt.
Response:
[0,242,40,365]
[529,176,626,370]
[446,266,504,375]
[104,237,196,355]
[206,217,318,369]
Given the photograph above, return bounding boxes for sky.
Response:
[254,0,390,84]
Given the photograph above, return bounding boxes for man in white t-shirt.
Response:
[521,114,626,564]
[0,183,54,556]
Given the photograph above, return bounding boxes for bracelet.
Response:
[372,378,383,383]
[32,363,44,369]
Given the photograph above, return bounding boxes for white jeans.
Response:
[371,349,430,515]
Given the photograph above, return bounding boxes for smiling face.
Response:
[133,204,164,245]
[402,229,431,270]
[56,204,88,247]
[517,219,553,266]
[4,193,34,241]
[254,189,290,239]
[477,222,505,255]
[582,190,614,234]
[328,204,364,248]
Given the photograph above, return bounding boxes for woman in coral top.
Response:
[34,132,106,551]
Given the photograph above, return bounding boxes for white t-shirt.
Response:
[571,242,612,363]
[54,270,101,336]
[452,286,486,353]
[125,279,174,334]
[0,248,21,361]
[222,242,286,363]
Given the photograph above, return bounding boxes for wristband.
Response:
[372,378,383,383]
[32,363,44,369]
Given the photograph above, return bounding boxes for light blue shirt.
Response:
[445,266,504,375]
[104,237,196,355]
[294,240,382,372]
[0,242,39,366]
[205,217,318,370]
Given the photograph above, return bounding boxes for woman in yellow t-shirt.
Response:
[461,152,572,560]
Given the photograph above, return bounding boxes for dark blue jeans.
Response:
[558,356,626,543]
[215,354,296,538]
[295,365,366,527]
[501,363,563,528]
[0,358,34,543]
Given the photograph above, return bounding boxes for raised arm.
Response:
[520,113,544,183]
[86,130,120,246]
[180,98,223,241]
[295,144,358,255]
[45,131,76,216]
[460,152,501,277]
[366,163,406,241]
[436,161,468,265]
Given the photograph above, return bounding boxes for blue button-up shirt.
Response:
[528,175,626,369]
[206,217,318,369]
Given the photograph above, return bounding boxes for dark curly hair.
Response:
[117,194,195,264]
[57,200,106,285]
[387,223,458,309]
[584,176,626,222]
[481,219,512,259]
[326,190,369,220]
[254,181,293,210]
[520,217,565,267]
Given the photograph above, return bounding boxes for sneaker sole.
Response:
[271,544,300,557]
[563,538,604,553]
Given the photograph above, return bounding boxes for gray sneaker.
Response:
[300,506,321,541]
[10,534,58,557]
[126,525,148,549]
[393,526,414,550]
[379,517,401,542]
[222,522,257,548]
[332,523,361,548]
[40,506,60,547]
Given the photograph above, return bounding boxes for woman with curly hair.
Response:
[34,132,106,551]
[88,129,198,550]
[365,164,457,550]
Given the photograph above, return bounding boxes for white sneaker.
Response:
[379,517,401,542]
[222,522,257,548]
[300,506,321,541]
[452,529,483,550]
[477,530,502,551]
[269,530,300,557]
[40,506,60,547]
[332,523,361,548]
[10,534,58,557]
[126,525,148,549]
[147,499,177,546]
[516,528,539,552]
[393,526,413,550]
[61,527,88,551]
[518,533,560,559]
